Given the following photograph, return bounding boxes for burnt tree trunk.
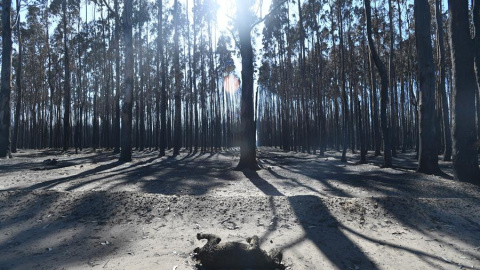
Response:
[448,0,480,184]
[435,0,451,161]
[388,0,397,158]
[120,0,134,162]
[365,0,392,167]
[339,1,349,163]
[62,0,71,152]
[0,0,12,158]
[12,6,22,154]
[369,51,381,156]
[415,0,441,174]
[235,1,258,170]
[113,0,121,154]
[159,0,167,157]
[173,0,182,156]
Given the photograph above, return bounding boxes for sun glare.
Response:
[224,74,240,93]
[216,0,235,32]
[215,0,272,32]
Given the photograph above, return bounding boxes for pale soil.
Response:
[0,147,480,270]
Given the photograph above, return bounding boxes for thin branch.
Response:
[12,0,21,28]
[226,26,241,50]
[100,0,122,25]
[251,0,289,29]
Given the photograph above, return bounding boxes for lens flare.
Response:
[224,74,240,93]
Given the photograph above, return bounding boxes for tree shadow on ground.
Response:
[286,195,380,270]
[255,149,480,266]
[3,147,480,269]
[19,161,124,191]
[242,172,380,269]
[69,150,237,195]
[0,191,130,269]
[242,170,283,196]
[284,195,480,270]
[262,150,480,199]
[3,150,239,196]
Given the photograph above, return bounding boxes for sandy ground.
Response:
[0,147,480,270]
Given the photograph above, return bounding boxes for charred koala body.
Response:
[193,233,285,270]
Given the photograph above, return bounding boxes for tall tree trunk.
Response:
[473,0,480,154]
[62,0,71,152]
[186,0,192,152]
[435,0,451,161]
[155,0,161,150]
[415,0,441,174]
[158,0,167,157]
[365,0,392,167]
[47,25,55,149]
[369,51,381,156]
[388,0,397,158]
[235,0,258,170]
[449,0,480,184]
[139,22,145,151]
[113,0,121,154]
[12,4,22,154]
[173,0,182,156]
[395,0,406,153]
[297,0,309,153]
[102,11,110,150]
[0,0,12,158]
[193,0,199,153]
[120,0,134,162]
[339,1,348,162]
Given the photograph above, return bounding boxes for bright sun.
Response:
[216,0,235,32]
[215,0,272,32]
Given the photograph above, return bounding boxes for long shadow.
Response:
[267,166,353,197]
[241,172,379,269]
[372,196,480,260]
[275,155,479,199]
[242,170,283,196]
[0,191,128,269]
[260,148,480,255]
[18,161,123,191]
[286,195,380,269]
[7,149,238,195]
[366,151,455,180]
[0,151,119,178]
[136,154,238,195]
[339,223,480,269]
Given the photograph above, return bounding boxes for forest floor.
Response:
[0,147,480,270]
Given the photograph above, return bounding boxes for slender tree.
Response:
[113,0,121,153]
[62,0,71,151]
[339,0,348,162]
[12,0,22,153]
[435,0,451,161]
[388,0,397,157]
[173,0,182,156]
[365,0,392,167]
[158,0,167,157]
